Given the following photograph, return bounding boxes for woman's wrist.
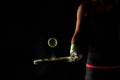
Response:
[70,44,77,53]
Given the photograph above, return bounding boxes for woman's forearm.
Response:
[71,35,76,44]
[71,33,78,44]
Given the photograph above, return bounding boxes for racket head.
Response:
[33,56,71,64]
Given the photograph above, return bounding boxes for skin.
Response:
[71,3,85,44]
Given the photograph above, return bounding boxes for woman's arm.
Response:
[69,3,85,62]
[71,3,85,44]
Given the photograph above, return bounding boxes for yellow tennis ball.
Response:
[48,38,58,48]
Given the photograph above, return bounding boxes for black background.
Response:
[6,0,88,80]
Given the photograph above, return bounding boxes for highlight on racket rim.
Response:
[33,56,71,64]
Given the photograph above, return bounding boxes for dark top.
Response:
[82,1,120,66]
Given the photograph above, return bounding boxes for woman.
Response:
[70,0,120,80]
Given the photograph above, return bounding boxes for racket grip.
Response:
[67,53,83,62]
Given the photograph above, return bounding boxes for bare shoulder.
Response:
[77,2,85,10]
[77,1,87,16]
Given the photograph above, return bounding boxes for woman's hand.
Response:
[68,44,82,62]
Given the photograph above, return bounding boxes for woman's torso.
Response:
[83,0,120,66]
